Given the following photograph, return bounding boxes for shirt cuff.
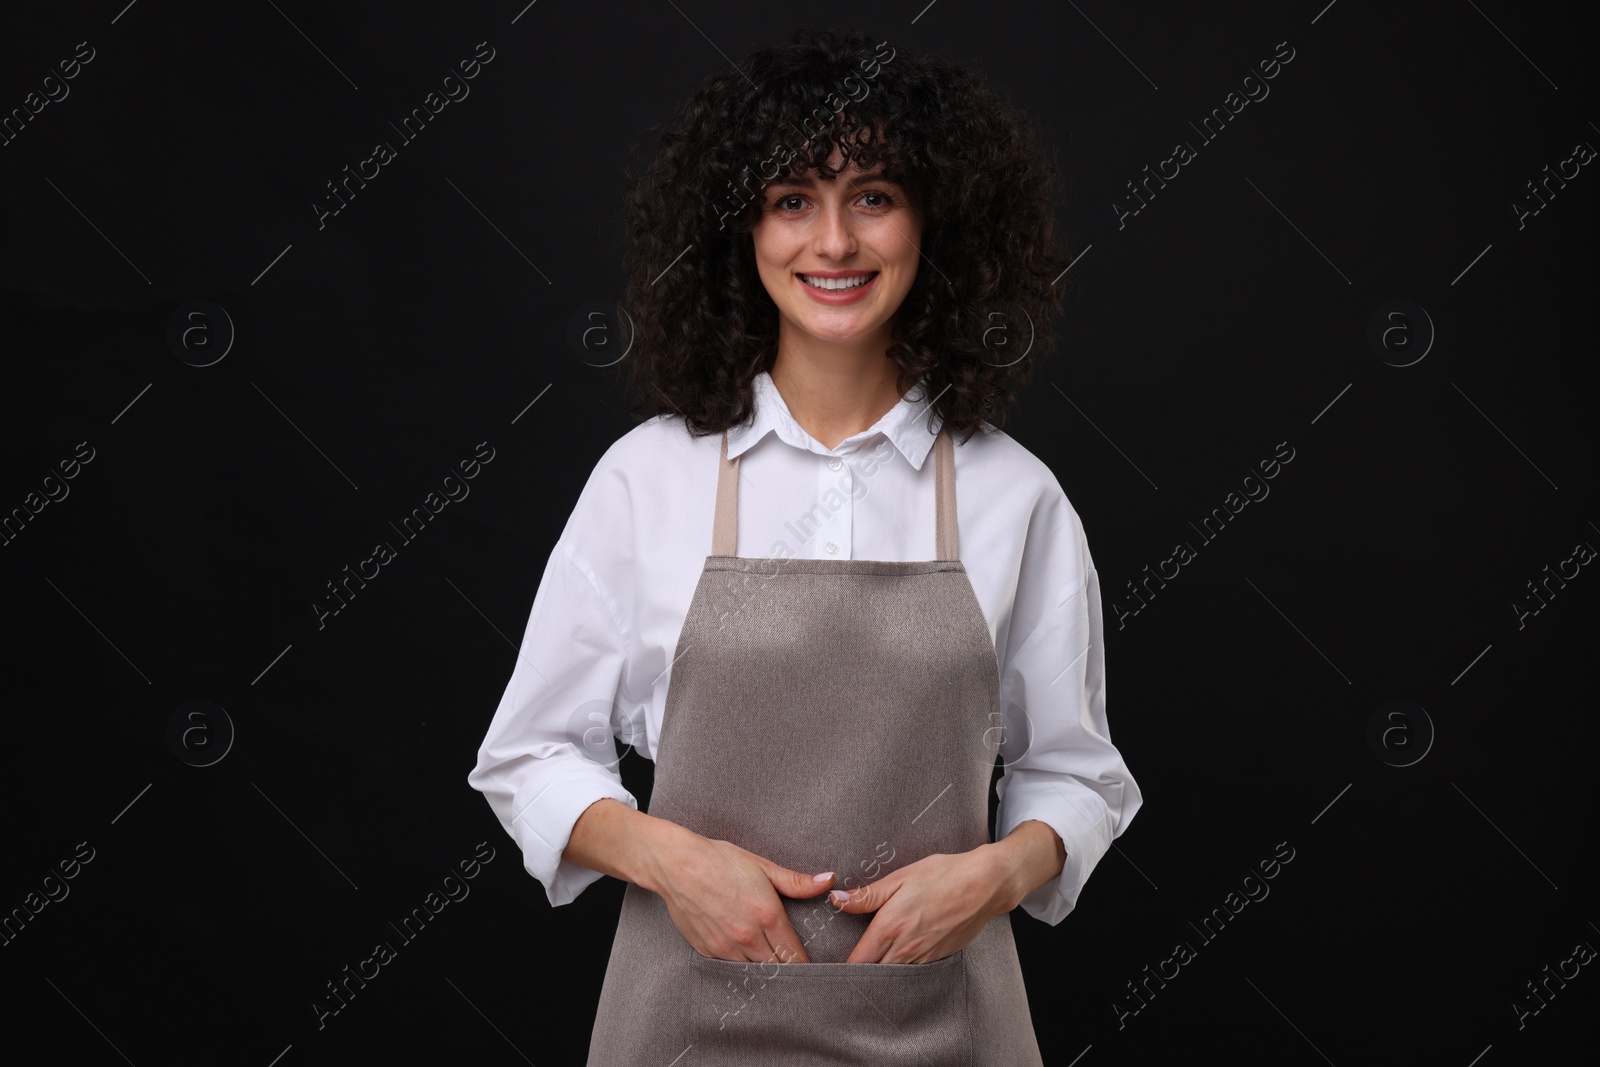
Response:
[996,780,1117,926]
[508,773,638,909]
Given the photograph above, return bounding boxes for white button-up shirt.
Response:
[468,371,1142,926]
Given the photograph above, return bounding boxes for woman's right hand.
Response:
[646,824,836,964]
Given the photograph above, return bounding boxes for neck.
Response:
[768,336,906,451]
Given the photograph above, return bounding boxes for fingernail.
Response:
[813,871,834,882]
[829,889,850,904]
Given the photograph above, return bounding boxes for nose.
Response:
[811,197,858,259]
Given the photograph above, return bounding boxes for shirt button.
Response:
[828,457,843,471]
[824,541,838,555]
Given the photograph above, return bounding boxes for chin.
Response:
[796,322,889,344]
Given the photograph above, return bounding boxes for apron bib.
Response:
[585,425,1044,1065]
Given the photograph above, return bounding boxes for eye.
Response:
[858,190,895,209]
[775,194,806,212]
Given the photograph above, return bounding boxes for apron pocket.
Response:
[686,949,972,1066]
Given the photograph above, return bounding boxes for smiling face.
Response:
[749,153,923,358]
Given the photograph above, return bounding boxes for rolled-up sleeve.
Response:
[994,492,1142,926]
[467,536,638,908]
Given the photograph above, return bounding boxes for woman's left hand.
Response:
[831,844,1016,964]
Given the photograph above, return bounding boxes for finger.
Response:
[765,862,836,901]
[845,927,889,964]
[849,927,939,965]
[765,935,808,966]
[829,874,899,914]
[765,913,810,965]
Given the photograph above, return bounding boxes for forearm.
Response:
[565,796,687,894]
[987,819,1066,912]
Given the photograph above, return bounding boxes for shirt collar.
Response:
[725,370,943,469]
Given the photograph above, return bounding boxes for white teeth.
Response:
[801,274,873,291]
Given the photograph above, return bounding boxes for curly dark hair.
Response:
[620,27,1071,444]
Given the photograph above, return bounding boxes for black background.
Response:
[1,1,1595,1064]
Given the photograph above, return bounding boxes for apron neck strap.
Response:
[933,424,957,561]
[713,425,958,560]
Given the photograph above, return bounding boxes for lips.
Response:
[794,271,880,305]
[798,271,878,291]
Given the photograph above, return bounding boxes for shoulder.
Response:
[560,414,711,540]
[955,422,1077,514]
[593,413,709,473]
[956,422,1093,566]
[588,415,720,489]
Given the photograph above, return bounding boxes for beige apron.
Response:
[585,425,1044,1065]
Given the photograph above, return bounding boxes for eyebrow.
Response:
[766,170,902,189]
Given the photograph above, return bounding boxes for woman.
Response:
[468,27,1142,1065]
